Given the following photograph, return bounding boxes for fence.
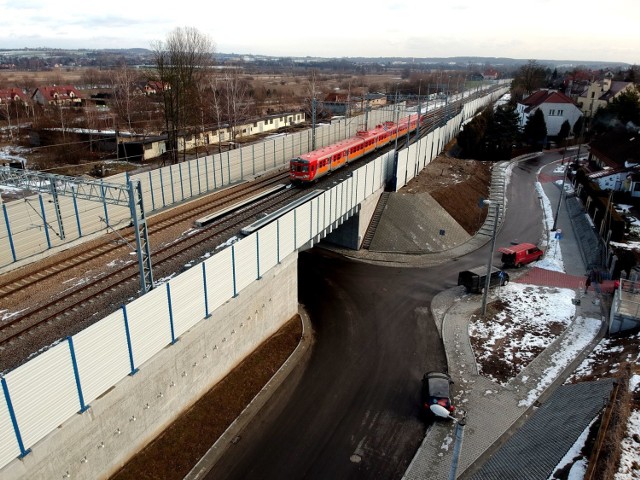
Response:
[0,84,509,473]
[0,107,403,270]
[0,146,397,471]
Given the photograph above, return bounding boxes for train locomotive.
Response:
[289,113,424,184]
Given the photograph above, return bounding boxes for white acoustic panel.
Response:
[0,388,21,470]
[126,286,172,368]
[366,162,377,196]
[184,160,197,198]
[283,136,295,163]
[278,212,295,259]
[203,247,234,312]
[73,309,130,405]
[257,222,278,276]
[201,155,217,192]
[169,265,206,338]
[326,188,336,225]
[295,204,311,248]
[193,156,208,194]
[233,234,259,294]
[395,149,409,191]
[334,183,346,218]
[227,150,243,184]
[4,342,78,449]
[210,154,226,189]
[406,143,418,183]
[424,132,434,165]
[176,162,191,201]
[132,171,154,212]
[369,158,381,192]
[317,192,330,232]
[146,169,166,210]
[308,198,320,238]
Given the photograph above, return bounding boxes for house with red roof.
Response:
[31,85,83,106]
[516,89,583,137]
[0,88,29,105]
[143,81,170,95]
[483,69,499,80]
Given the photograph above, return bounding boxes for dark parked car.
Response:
[457,266,509,294]
[421,372,455,419]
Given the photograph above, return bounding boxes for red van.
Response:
[498,243,544,268]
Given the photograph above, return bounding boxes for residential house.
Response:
[119,135,168,162]
[587,130,640,195]
[564,70,593,97]
[516,89,582,137]
[116,111,306,162]
[483,69,499,80]
[32,85,83,106]
[576,74,636,118]
[246,112,306,136]
[143,81,170,95]
[0,88,29,105]
[322,92,387,116]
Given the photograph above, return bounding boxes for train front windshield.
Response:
[291,159,309,173]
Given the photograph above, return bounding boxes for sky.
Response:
[1,0,639,64]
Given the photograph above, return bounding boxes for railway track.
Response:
[0,170,290,300]
[0,181,301,344]
[0,87,497,369]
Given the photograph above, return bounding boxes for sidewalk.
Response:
[402,156,609,479]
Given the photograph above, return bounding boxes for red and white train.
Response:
[289,113,424,184]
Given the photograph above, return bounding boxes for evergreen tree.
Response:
[573,116,584,138]
[457,108,491,158]
[592,86,640,133]
[558,120,571,142]
[484,105,521,159]
[458,105,519,160]
[523,109,547,148]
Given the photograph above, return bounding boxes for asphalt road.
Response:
[205,154,548,479]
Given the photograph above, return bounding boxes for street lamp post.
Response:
[552,145,569,231]
[394,86,400,151]
[481,200,500,316]
[430,404,467,480]
[448,414,467,480]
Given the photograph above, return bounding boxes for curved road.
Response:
[205,154,551,479]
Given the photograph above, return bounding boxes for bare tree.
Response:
[512,60,548,96]
[207,74,226,154]
[152,26,215,164]
[221,70,253,144]
[110,64,145,134]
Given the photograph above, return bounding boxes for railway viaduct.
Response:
[0,84,510,479]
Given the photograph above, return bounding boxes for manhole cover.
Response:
[350,454,362,463]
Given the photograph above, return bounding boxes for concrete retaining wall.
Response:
[2,252,298,480]
[326,187,384,249]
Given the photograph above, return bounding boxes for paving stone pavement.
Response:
[401,154,611,479]
[326,153,611,479]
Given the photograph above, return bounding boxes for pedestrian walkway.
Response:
[402,154,609,479]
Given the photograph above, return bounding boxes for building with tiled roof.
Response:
[576,76,636,117]
[586,130,640,194]
[0,88,29,104]
[143,81,170,95]
[0,88,29,105]
[31,85,83,105]
[516,89,583,136]
[483,68,499,80]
